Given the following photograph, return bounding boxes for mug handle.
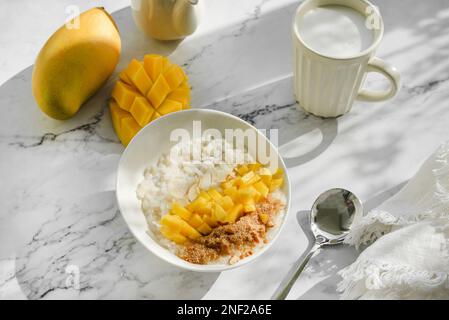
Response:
[357,57,401,102]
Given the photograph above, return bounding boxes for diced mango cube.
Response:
[195,201,212,216]
[273,168,284,179]
[203,215,218,228]
[198,191,211,201]
[160,214,201,240]
[243,203,256,213]
[143,54,163,82]
[188,213,204,228]
[218,195,234,211]
[111,81,140,111]
[121,117,141,146]
[258,167,271,176]
[151,111,162,121]
[188,196,209,212]
[197,223,212,235]
[119,70,132,85]
[129,96,155,127]
[180,80,189,88]
[160,226,187,244]
[259,213,269,224]
[241,171,255,184]
[213,203,228,223]
[208,189,222,202]
[223,186,238,201]
[221,180,234,190]
[253,181,269,198]
[236,187,257,203]
[179,67,188,81]
[270,178,284,191]
[161,56,171,72]
[233,177,244,187]
[167,87,190,108]
[236,165,249,176]
[227,204,243,223]
[258,168,272,185]
[109,100,132,144]
[249,175,262,185]
[125,59,153,95]
[109,100,129,129]
[146,74,170,108]
[171,203,192,221]
[248,162,262,171]
[158,99,182,115]
[241,171,261,186]
[249,186,262,201]
[164,64,185,90]
[261,176,272,186]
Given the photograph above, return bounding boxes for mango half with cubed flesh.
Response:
[109,54,190,146]
[32,8,121,120]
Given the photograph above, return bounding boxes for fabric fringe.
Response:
[344,142,449,248]
[337,259,449,300]
[338,141,449,299]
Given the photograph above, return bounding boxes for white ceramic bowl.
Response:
[116,109,291,272]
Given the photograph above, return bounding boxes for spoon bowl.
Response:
[311,188,362,245]
[274,188,362,299]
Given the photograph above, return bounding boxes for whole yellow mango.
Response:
[32,7,121,119]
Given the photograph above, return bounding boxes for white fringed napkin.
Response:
[337,142,449,299]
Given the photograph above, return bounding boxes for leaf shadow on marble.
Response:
[206,74,340,169]
[277,109,339,169]
[13,191,220,299]
[374,0,449,85]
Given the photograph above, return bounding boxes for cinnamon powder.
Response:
[179,197,283,264]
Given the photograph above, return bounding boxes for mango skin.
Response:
[32,8,121,120]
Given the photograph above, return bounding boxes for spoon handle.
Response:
[273,242,321,300]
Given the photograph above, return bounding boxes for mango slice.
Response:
[112,81,141,111]
[160,215,201,240]
[159,162,285,245]
[109,100,131,143]
[164,65,185,90]
[121,117,141,146]
[259,213,269,225]
[110,54,191,146]
[126,59,153,95]
[167,88,190,109]
[171,203,192,221]
[227,204,243,224]
[147,75,171,108]
[144,54,163,82]
[197,223,212,235]
[158,99,182,115]
[160,226,187,244]
[130,96,155,127]
[109,101,142,146]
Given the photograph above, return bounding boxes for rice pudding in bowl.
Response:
[116,109,290,271]
[137,137,286,265]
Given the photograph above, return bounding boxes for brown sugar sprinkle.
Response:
[179,196,283,264]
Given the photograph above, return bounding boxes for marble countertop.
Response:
[1,0,449,299]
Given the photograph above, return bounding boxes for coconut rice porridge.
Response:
[136,137,286,265]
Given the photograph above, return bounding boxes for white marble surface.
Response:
[1,0,449,299]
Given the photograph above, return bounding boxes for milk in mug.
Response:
[296,5,374,58]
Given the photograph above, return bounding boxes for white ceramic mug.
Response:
[292,0,400,118]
